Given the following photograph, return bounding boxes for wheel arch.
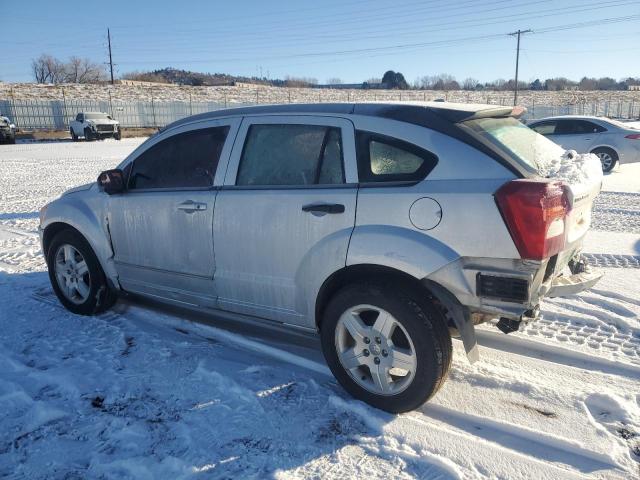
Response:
[316,264,441,330]
[42,221,80,258]
[41,206,119,290]
[590,144,619,158]
[315,263,479,363]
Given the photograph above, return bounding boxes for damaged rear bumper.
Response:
[425,252,601,362]
[542,269,603,298]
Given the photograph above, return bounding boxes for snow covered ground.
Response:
[0,139,639,479]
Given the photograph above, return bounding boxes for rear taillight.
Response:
[625,133,640,140]
[495,180,571,261]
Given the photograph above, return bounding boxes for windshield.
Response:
[603,118,639,130]
[462,116,564,172]
[85,113,110,120]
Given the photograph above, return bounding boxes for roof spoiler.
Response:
[461,105,527,121]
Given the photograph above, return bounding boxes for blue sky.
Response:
[3,0,639,83]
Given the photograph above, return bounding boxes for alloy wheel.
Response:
[54,244,91,304]
[335,304,417,395]
[597,152,613,171]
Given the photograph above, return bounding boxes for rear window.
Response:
[462,116,564,171]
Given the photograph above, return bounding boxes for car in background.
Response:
[0,114,16,144]
[69,112,121,141]
[528,115,640,172]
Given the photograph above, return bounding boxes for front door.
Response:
[109,120,237,307]
[213,116,358,327]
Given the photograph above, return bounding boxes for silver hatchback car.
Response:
[40,103,602,412]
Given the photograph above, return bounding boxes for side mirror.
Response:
[98,169,125,195]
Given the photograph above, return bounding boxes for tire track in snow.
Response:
[475,329,640,380]
[583,253,640,269]
[411,404,621,475]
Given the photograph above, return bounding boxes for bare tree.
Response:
[326,77,343,85]
[416,74,459,90]
[284,76,318,87]
[462,77,479,90]
[32,54,66,84]
[32,54,106,84]
[65,57,107,83]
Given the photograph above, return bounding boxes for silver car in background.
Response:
[39,102,602,412]
[528,115,640,172]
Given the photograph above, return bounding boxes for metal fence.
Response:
[1,97,638,130]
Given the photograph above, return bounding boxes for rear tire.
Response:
[46,229,117,315]
[321,282,452,413]
[592,147,618,173]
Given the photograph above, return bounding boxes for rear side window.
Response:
[356,131,438,183]
[129,126,229,190]
[236,124,344,186]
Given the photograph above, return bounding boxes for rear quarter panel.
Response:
[347,116,520,280]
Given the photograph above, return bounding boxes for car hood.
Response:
[62,183,94,196]
[86,119,119,125]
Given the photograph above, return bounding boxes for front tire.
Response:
[321,282,452,413]
[84,127,93,142]
[70,128,78,142]
[46,229,117,315]
[114,131,121,141]
[592,147,618,173]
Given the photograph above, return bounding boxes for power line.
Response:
[106,1,638,56]
[113,13,640,65]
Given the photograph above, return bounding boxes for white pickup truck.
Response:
[69,112,121,141]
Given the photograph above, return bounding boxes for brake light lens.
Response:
[495,179,571,261]
[625,133,640,140]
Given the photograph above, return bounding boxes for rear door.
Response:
[213,115,358,328]
[108,119,239,307]
[550,119,604,153]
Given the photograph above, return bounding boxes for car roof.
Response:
[529,115,608,123]
[165,101,517,131]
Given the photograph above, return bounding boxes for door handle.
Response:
[302,203,345,214]
[177,200,207,212]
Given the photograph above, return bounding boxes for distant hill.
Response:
[121,68,281,87]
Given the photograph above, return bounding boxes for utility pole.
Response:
[508,29,531,106]
[107,28,114,85]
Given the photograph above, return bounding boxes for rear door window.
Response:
[355,131,438,183]
[129,126,229,190]
[236,124,344,186]
[555,120,606,135]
